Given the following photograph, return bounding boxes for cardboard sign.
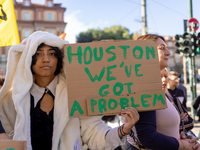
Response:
[0,141,27,150]
[64,40,167,117]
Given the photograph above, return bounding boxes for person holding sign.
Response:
[126,34,199,150]
[0,31,139,150]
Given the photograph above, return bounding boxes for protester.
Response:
[164,68,194,134]
[126,34,199,150]
[168,71,187,109]
[0,31,139,150]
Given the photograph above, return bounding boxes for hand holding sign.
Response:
[121,107,139,135]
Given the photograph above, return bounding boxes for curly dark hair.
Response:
[31,43,64,76]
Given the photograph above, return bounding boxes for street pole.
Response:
[188,0,196,119]
[183,56,187,85]
[183,20,188,86]
[141,0,147,35]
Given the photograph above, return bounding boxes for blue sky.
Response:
[18,0,200,43]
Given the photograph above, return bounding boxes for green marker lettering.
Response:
[120,62,124,68]
[98,99,107,113]
[141,94,151,107]
[108,98,118,110]
[153,94,166,106]
[99,84,110,97]
[125,65,132,78]
[90,99,97,113]
[67,46,82,64]
[118,45,130,59]
[84,46,93,65]
[131,97,140,107]
[135,64,143,77]
[124,82,133,94]
[107,65,117,81]
[133,46,143,59]
[119,97,129,109]
[113,82,123,96]
[106,46,116,62]
[84,67,105,82]
[146,46,156,60]
[70,100,84,116]
[93,47,103,61]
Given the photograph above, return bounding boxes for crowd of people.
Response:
[0,31,199,150]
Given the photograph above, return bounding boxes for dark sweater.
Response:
[135,111,179,150]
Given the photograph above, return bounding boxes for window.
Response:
[24,29,31,38]
[47,1,52,7]
[46,29,54,34]
[24,0,30,6]
[168,42,173,47]
[23,12,31,20]
[46,12,54,21]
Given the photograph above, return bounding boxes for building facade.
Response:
[163,36,183,71]
[0,0,66,74]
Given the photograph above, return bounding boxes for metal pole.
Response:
[188,0,196,119]
[141,0,147,35]
[188,0,193,19]
[183,20,188,86]
[183,56,187,85]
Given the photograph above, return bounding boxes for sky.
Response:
[17,0,200,43]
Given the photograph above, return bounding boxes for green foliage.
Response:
[76,25,133,43]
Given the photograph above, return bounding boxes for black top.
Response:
[168,87,187,109]
[30,89,54,150]
[0,120,5,134]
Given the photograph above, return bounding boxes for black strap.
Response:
[45,88,55,100]
[129,130,146,149]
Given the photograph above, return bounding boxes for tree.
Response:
[76,25,133,43]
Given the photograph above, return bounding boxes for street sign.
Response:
[188,18,199,32]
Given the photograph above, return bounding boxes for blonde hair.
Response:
[161,68,170,95]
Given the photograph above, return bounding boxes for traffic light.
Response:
[195,32,200,55]
[175,32,198,56]
[175,33,192,55]
[175,34,183,54]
